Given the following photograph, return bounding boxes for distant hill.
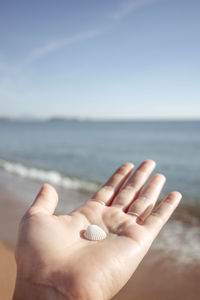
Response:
[0,116,89,123]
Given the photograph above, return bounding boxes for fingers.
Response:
[144,191,182,237]
[25,183,59,217]
[127,174,166,219]
[91,163,134,205]
[111,160,156,209]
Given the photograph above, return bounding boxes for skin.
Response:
[13,160,182,300]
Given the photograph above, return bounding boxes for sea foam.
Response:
[0,158,98,192]
[153,220,200,264]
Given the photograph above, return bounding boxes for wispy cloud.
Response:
[0,30,101,100]
[29,30,99,61]
[108,0,158,20]
[26,1,157,62]
[0,1,157,74]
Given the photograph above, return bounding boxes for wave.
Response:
[0,158,200,264]
[0,158,98,192]
[153,220,200,264]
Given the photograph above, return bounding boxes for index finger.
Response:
[91,163,134,205]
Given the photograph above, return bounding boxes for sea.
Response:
[0,119,200,263]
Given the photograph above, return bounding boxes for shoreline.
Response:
[0,156,200,208]
[1,173,200,299]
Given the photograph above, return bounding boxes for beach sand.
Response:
[0,241,16,300]
[0,182,200,300]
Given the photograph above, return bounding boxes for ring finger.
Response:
[127,173,166,222]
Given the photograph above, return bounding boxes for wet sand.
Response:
[0,182,200,300]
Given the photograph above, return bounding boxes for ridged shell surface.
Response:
[84,224,107,241]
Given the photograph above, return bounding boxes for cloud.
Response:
[108,0,158,20]
[29,30,99,61]
[25,1,157,62]
[0,29,100,99]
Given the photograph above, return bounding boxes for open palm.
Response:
[14,160,181,300]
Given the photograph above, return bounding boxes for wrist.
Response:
[12,274,68,300]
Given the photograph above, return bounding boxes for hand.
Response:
[13,160,182,300]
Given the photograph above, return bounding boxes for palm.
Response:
[16,161,181,300]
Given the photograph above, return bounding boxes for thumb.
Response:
[26,183,59,216]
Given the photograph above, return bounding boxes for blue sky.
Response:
[0,0,200,119]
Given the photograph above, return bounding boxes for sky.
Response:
[0,0,200,120]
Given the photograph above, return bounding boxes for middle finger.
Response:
[111,160,156,209]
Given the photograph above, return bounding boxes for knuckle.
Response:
[113,172,123,181]
[20,209,36,225]
[95,185,114,198]
[120,162,133,171]
[23,208,35,218]
[140,159,156,170]
[153,173,166,181]
[103,185,114,192]
[166,191,181,202]
[152,212,164,224]
[125,185,136,192]
[164,200,174,210]
[138,195,150,203]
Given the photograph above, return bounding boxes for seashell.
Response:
[83,224,107,241]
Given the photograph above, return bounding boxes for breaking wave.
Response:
[153,220,200,264]
[0,158,98,192]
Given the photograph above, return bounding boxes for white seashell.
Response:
[83,224,107,241]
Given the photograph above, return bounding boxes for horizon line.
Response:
[0,115,199,122]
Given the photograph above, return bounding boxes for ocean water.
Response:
[0,119,200,204]
[0,119,200,264]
